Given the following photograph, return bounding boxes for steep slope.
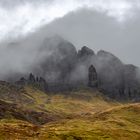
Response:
[0,81,33,105]
[0,81,117,124]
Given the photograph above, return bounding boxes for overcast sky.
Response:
[0,0,139,39]
[0,0,140,66]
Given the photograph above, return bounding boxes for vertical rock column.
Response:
[88,65,98,88]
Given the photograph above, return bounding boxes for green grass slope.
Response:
[38,103,140,140]
[0,82,139,140]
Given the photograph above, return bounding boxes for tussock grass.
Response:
[0,86,139,140]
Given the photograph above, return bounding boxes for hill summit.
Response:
[6,36,139,101]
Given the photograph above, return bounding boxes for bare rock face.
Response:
[78,46,95,58]
[34,37,77,84]
[28,73,36,84]
[95,50,140,101]
[37,77,48,91]
[123,65,140,101]
[88,65,98,88]
[95,50,125,99]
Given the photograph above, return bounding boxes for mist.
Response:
[0,0,140,81]
[0,0,139,40]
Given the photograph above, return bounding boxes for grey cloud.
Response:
[0,0,52,8]
[0,0,140,41]
[0,6,140,80]
[36,8,140,67]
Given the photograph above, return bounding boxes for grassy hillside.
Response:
[0,82,139,140]
[0,104,139,140]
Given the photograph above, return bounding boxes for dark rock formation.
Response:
[95,51,140,101]
[31,38,140,101]
[78,46,95,58]
[28,73,36,84]
[123,65,140,101]
[35,37,77,84]
[37,77,48,91]
[15,77,27,86]
[88,65,98,88]
[9,37,140,101]
[16,73,48,92]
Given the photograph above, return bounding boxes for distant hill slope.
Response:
[0,81,117,124]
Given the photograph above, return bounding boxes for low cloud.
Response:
[0,1,140,80]
[0,0,140,41]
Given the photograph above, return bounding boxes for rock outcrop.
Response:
[88,65,98,88]
[78,46,95,58]
[9,37,140,101]
[32,37,140,101]
[16,73,48,92]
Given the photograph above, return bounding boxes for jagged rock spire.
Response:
[88,65,98,88]
[16,73,48,92]
[28,73,36,83]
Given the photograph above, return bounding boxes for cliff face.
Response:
[77,48,140,101]
[95,51,140,101]
[13,37,140,101]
